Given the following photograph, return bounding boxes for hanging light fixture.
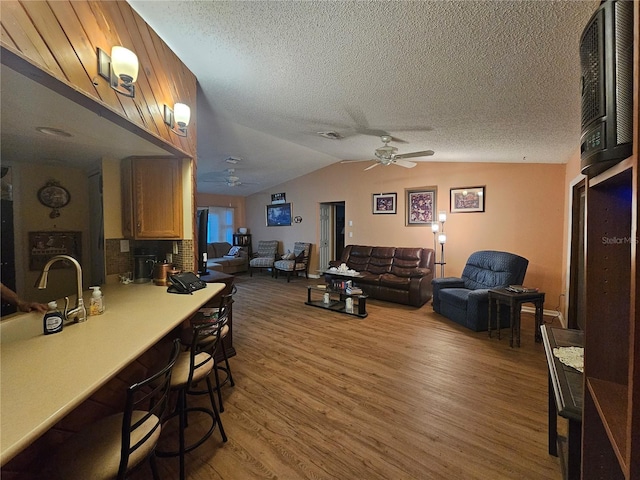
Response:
[164,103,191,137]
[96,46,138,98]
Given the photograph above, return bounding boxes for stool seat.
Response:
[45,340,181,480]
[47,411,160,480]
[171,351,213,385]
[156,322,227,480]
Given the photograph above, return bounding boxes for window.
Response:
[207,206,234,243]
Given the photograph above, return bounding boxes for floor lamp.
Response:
[432,211,447,277]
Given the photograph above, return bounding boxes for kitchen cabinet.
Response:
[122,157,183,239]
[582,4,638,478]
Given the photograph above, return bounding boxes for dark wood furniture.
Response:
[581,6,638,479]
[541,325,583,480]
[197,270,236,360]
[487,288,545,347]
[233,233,252,258]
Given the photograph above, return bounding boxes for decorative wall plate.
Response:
[38,180,70,218]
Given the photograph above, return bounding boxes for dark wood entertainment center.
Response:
[581,3,639,478]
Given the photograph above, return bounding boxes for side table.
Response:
[488,288,545,347]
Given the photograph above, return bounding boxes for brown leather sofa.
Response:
[328,245,435,307]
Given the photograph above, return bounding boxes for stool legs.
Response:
[158,377,227,480]
[214,345,235,412]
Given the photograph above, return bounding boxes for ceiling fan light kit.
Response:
[342,135,435,170]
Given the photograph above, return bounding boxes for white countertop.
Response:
[0,281,224,466]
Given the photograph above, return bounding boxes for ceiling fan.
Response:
[199,168,258,187]
[341,135,435,170]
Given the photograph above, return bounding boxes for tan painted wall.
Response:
[196,193,247,231]
[102,158,123,239]
[245,161,567,311]
[11,163,92,304]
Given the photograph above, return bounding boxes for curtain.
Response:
[207,206,235,243]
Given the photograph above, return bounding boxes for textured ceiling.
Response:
[1,1,599,197]
[128,0,598,195]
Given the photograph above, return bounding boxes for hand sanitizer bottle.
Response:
[89,286,104,315]
[43,301,64,335]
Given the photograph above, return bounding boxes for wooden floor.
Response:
[136,273,564,480]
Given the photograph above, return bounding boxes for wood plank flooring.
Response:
[136,273,565,480]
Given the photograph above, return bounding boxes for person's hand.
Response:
[17,300,48,313]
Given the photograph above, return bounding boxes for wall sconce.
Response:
[97,47,138,98]
[164,103,191,137]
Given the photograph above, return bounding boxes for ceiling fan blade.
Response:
[340,158,377,164]
[364,162,380,171]
[393,150,435,160]
[393,159,417,168]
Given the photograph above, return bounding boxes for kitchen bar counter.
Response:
[0,281,224,466]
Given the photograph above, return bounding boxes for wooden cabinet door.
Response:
[122,157,183,239]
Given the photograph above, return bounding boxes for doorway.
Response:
[319,201,345,270]
[567,179,586,330]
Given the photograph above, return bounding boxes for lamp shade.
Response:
[173,103,191,127]
[438,211,447,223]
[438,233,447,244]
[111,46,138,83]
[431,223,439,233]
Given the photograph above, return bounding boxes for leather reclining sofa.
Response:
[328,245,435,307]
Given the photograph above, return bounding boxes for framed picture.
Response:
[406,187,437,225]
[372,192,397,214]
[29,231,82,271]
[450,186,485,213]
[271,192,286,204]
[266,203,292,226]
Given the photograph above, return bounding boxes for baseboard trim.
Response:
[521,305,565,328]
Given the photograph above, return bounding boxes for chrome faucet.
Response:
[37,254,87,323]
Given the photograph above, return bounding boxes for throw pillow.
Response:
[282,252,296,260]
[227,246,241,257]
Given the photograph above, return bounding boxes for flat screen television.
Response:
[196,208,209,274]
[579,0,633,176]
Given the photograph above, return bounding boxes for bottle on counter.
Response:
[89,286,105,315]
[43,301,64,335]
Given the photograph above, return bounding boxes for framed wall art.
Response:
[406,187,437,225]
[372,192,397,214]
[271,192,286,204]
[266,203,292,226]
[450,186,485,213]
[29,231,81,271]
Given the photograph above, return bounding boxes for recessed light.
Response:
[36,127,72,137]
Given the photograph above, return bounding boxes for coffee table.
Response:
[305,285,368,318]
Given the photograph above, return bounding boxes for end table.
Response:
[488,288,545,347]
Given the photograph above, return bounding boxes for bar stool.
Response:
[181,286,236,413]
[212,286,236,412]
[44,339,181,480]
[157,322,228,480]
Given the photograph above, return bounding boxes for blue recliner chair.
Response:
[431,250,529,332]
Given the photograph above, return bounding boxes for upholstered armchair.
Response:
[274,242,311,282]
[249,240,279,277]
[432,250,529,331]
